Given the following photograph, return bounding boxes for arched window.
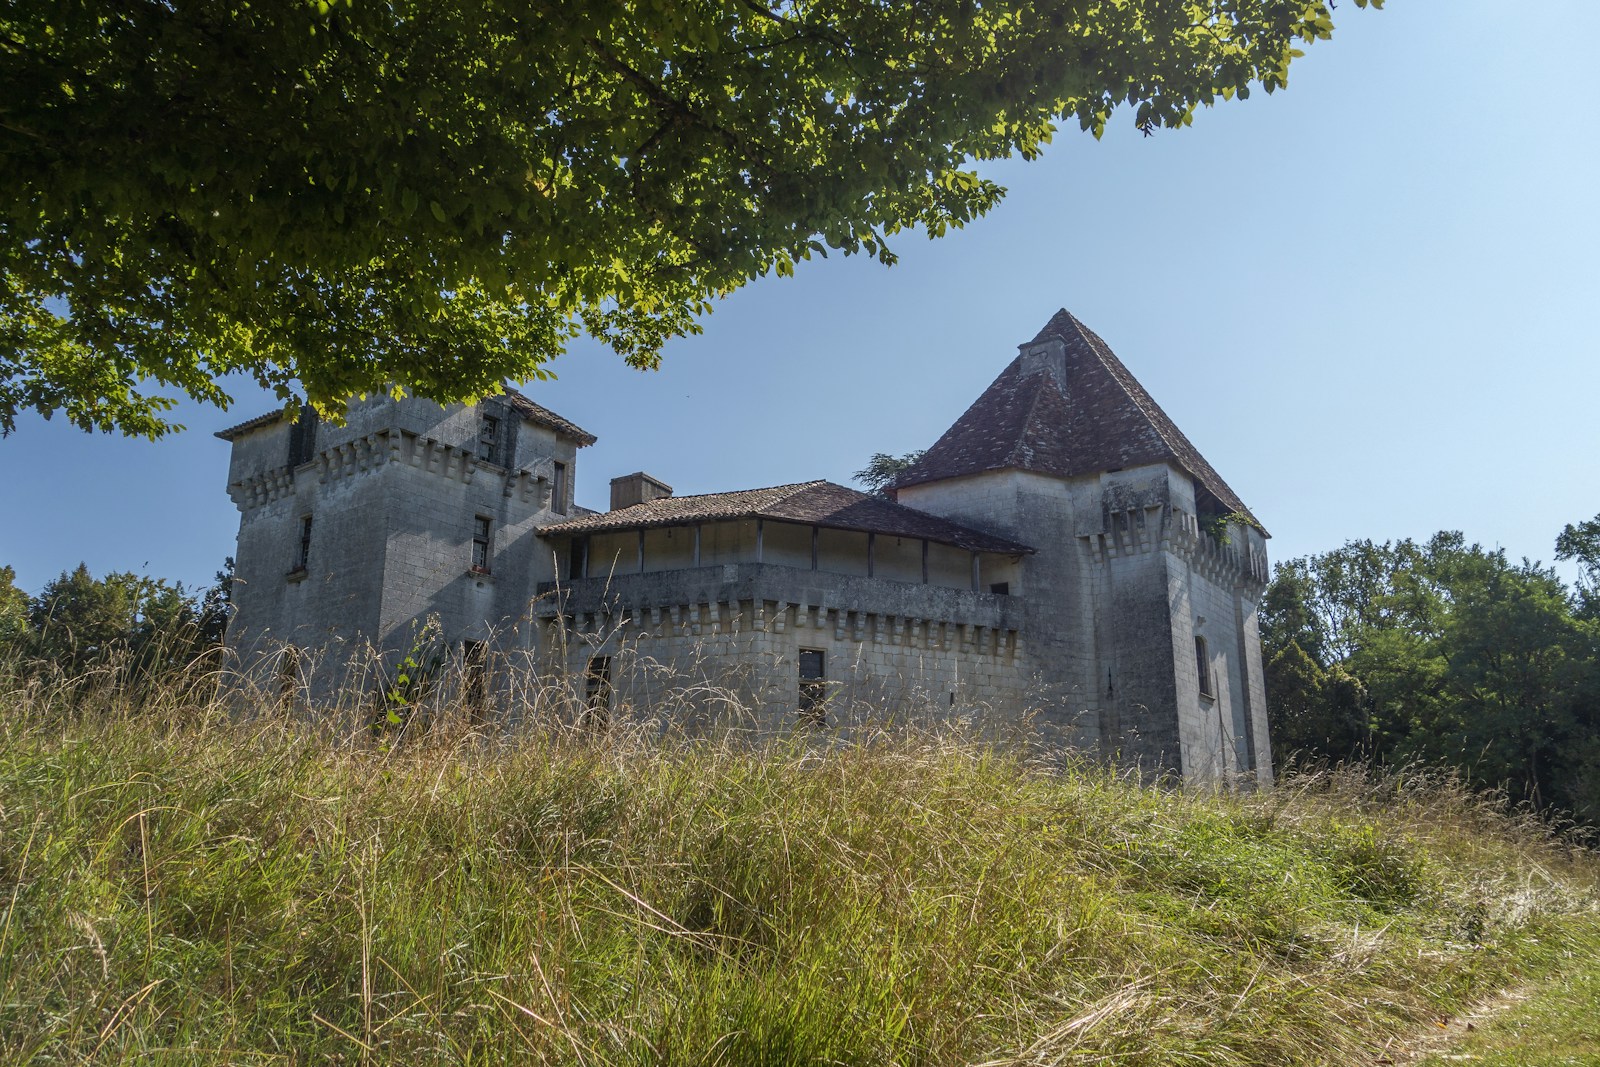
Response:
[1195,635,1214,699]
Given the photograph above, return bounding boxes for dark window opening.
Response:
[1195,635,1214,699]
[798,649,827,726]
[462,640,489,722]
[583,655,612,729]
[568,537,588,580]
[477,414,499,462]
[989,581,1010,596]
[551,462,568,514]
[293,514,313,572]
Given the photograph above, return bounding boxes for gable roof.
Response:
[896,309,1262,530]
[540,480,1033,555]
[501,386,596,446]
[212,386,595,446]
[214,409,291,441]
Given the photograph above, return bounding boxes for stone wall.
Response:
[537,592,1036,736]
[899,461,1270,785]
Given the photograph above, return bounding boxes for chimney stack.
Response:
[610,471,673,511]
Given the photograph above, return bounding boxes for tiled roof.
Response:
[214,408,291,441]
[540,480,1034,555]
[212,387,595,446]
[897,309,1263,531]
[502,386,596,446]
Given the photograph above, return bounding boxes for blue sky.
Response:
[3,0,1597,596]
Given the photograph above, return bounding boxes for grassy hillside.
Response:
[1,678,1596,1065]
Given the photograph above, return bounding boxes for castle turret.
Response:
[218,388,594,698]
[895,310,1272,784]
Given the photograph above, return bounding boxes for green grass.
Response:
[2,669,1597,1065]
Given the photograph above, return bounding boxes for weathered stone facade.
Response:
[220,310,1272,785]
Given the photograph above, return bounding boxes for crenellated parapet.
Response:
[227,465,297,509]
[535,562,1023,662]
[226,426,553,513]
[1167,507,1269,594]
[1080,501,1168,561]
[1074,497,1267,595]
[542,598,1021,663]
[504,458,555,509]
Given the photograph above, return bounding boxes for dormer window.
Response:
[551,462,568,514]
[287,407,318,467]
[477,415,499,462]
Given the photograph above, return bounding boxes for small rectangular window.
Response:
[989,582,1010,596]
[551,462,568,514]
[471,515,492,572]
[583,655,612,729]
[295,514,313,571]
[798,649,827,726]
[568,537,588,580]
[477,414,499,462]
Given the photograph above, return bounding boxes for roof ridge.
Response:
[609,479,825,511]
[1008,360,1059,468]
[1076,323,1185,456]
[772,480,832,504]
[1025,307,1084,347]
[540,477,1032,554]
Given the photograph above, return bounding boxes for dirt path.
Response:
[1369,987,1534,1066]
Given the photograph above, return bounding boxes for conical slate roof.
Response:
[896,310,1262,530]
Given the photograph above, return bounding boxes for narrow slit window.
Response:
[1195,635,1214,699]
[295,514,313,571]
[798,649,827,726]
[471,515,492,572]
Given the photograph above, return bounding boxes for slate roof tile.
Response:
[897,309,1263,531]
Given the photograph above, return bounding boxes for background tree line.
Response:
[1263,515,1600,822]
[0,561,232,682]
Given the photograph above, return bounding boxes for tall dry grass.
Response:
[1,651,1596,1065]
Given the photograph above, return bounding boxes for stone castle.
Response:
[219,310,1273,785]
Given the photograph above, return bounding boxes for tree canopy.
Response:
[3,560,231,681]
[1262,523,1600,822]
[2,0,1376,436]
[853,450,926,497]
